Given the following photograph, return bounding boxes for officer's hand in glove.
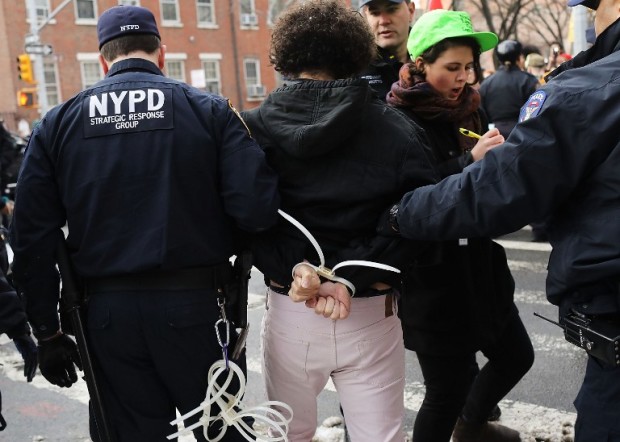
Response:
[13,333,38,382]
[38,333,82,387]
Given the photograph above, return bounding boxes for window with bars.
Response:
[202,60,221,95]
[165,60,185,82]
[81,61,103,89]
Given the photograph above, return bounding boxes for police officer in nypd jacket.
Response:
[9,5,279,441]
[379,0,620,439]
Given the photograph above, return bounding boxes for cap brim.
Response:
[470,31,499,53]
[359,0,404,7]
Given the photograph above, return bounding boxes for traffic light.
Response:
[17,88,37,108]
[17,53,35,84]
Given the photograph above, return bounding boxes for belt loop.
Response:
[385,293,394,317]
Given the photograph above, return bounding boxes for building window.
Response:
[197,0,215,25]
[244,58,265,98]
[118,0,140,5]
[30,0,50,22]
[161,0,180,22]
[43,59,60,106]
[81,61,103,89]
[240,0,258,27]
[201,59,221,95]
[267,0,293,26]
[165,59,186,82]
[76,0,96,20]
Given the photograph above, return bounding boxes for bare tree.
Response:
[519,0,573,50]
[463,0,538,42]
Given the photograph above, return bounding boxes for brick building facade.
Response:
[0,0,279,133]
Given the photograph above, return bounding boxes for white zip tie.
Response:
[279,209,401,296]
[167,359,293,441]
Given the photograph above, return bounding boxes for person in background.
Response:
[242,0,438,440]
[525,53,547,84]
[384,0,620,440]
[479,39,539,139]
[386,10,533,442]
[9,5,279,441]
[359,0,415,100]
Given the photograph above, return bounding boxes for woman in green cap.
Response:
[387,10,534,442]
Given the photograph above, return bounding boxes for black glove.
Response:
[38,333,82,387]
[12,334,38,382]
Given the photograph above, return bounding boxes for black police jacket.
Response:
[396,17,620,316]
[243,78,439,291]
[359,46,405,102]
[479,65,539,131]
[10,58,280,338]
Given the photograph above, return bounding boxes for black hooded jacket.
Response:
[243,78,438,291]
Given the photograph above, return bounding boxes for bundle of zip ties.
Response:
[167,359,293,441]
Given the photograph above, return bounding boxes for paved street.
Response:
[0,228,583,441]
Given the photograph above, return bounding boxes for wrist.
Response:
[38,330,63,342]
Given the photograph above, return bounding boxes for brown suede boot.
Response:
[452,417,521,442]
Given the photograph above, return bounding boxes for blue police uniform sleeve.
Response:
[216,102,280,232]
[9,118,64,339]
[396,83,606,240]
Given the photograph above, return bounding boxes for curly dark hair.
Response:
[269,0,376,79]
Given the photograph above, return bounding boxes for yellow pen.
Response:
[459,128,482,140]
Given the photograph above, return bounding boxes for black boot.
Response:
[452,417,521,442]
[487,404,502,422]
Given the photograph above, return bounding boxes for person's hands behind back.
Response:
[38,333,82,387]
[13,333,37,382]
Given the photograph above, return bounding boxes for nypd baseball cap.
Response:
[97,5,161,49]
[567,0,600,8]
[407,10,498,59]
[359,0,406,9]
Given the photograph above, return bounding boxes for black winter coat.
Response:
[243,78,439,291]
[398,109,517,354]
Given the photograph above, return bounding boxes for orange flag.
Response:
[428,0,444,10]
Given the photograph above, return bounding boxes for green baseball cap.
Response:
[407,10,498,59]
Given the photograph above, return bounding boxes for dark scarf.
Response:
[387,62,482,152]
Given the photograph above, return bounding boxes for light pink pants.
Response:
[261,289,406,442]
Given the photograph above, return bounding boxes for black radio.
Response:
[534,311,620,366]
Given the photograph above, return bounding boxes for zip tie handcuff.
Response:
[279,209,401,296]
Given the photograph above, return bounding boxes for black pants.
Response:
[574,355,620,441]
[86,289,251,442]
[413,310,534,442]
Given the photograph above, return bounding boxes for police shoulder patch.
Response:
[228,99,251,137]
[519,90,547,123]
